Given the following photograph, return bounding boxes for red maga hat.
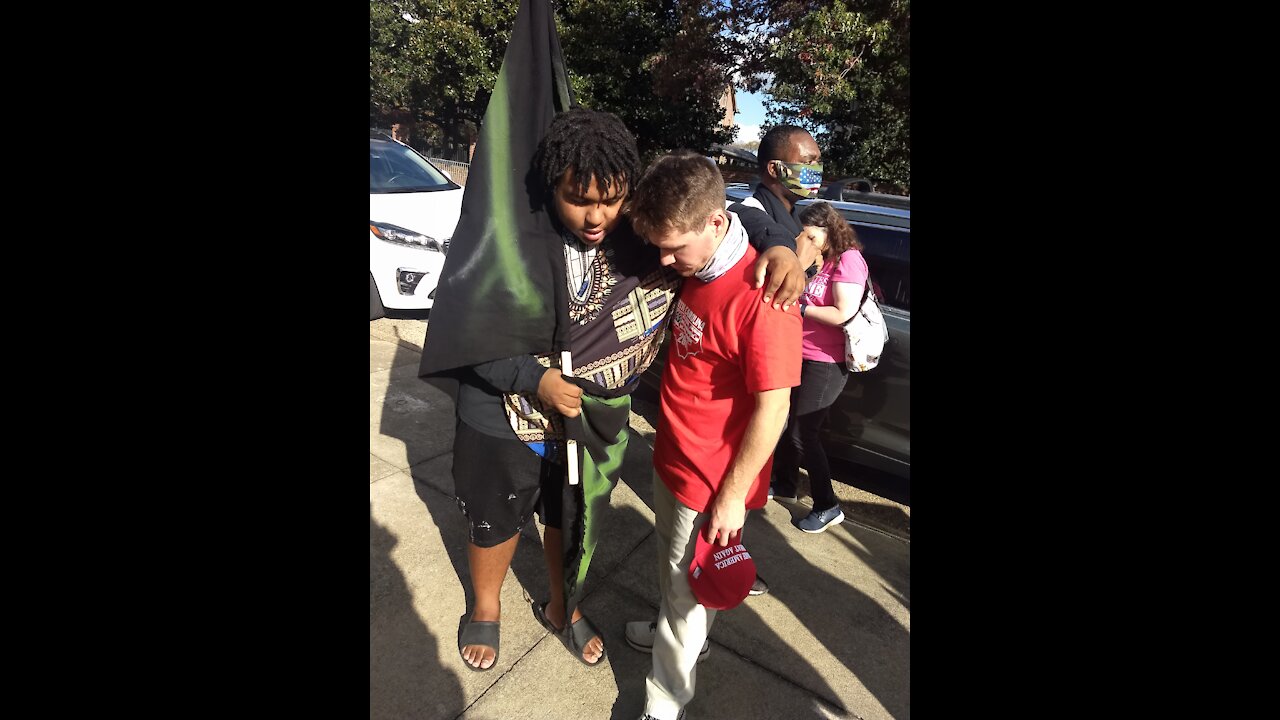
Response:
[688,526,756,611]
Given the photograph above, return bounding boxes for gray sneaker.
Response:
[796,505,845,533]
[625,621,710,662]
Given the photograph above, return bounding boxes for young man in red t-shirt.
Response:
[622,150,803,720]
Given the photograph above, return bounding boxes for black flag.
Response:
[418,0,576,381]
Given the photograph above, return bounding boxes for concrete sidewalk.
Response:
[371,320,910,719]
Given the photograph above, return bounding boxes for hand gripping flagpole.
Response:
[560,350,580,485]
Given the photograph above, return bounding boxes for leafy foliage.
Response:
[369,0,909,190]
[369,0,518,146]
[757,0,910,189]
[557,0,736,163]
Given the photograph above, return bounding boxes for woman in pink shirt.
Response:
[770,201,869,533]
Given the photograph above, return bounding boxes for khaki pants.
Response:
[643,472,738,720]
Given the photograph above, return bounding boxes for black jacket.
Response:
[729,184,802,253]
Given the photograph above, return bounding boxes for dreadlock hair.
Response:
[757,124,811,164]
[628,150,725,240]
[533,108,640,204]
[798,201,862,259]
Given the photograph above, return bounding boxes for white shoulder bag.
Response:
[843,280,889,372]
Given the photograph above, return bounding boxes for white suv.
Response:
[370,131,464,319]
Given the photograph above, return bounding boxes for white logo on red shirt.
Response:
[671,300,706,360]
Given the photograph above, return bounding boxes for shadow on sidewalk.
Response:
[370,505,464,719]
[744,510,910,717]
[372,333,558,716]
[374,329,908,717]
[613,430,845,716]
[625,390,910,718]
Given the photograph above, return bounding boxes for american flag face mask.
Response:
[773,160,824,199]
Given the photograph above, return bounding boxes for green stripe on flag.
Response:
[477,72,541,315]
[566,393,630,601]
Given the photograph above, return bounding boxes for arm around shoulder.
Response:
[732,204,797,253]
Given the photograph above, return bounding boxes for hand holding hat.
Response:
[704,492,747,546]
[688,522,756,611]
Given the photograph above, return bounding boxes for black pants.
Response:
[773,359,849,512]
[452,418,563,548]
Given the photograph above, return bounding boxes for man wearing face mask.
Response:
[730,125,824,259]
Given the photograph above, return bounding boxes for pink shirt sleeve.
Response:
[830,249,869,286]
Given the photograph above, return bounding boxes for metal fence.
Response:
[428,158,471,187]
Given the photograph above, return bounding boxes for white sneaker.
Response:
[624,621,710,662]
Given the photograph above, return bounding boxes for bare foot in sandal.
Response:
[540,600,604,664]
[461,606,500,670]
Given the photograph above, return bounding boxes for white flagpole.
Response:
[560,350,580,486]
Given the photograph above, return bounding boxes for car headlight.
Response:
[370,221,448,253]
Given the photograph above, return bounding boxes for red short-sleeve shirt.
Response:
[653,244,803,512]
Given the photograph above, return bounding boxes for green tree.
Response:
[759,0,910,190]
[556,0,736,162]
[369,0,909,188]
[371,0,740,161]
[369,0,518,148]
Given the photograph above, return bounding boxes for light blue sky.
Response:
[734,88,768,144]
[733,88,829,146]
